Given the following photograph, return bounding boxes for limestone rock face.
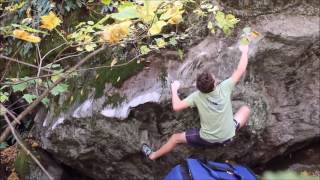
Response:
[33,2,319,180]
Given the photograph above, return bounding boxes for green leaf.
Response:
[50,83,69,96]
[240,37,249,45]
[169,37,177,46]
[11,24,48,35]
[12,82,28,92]
[0,91,9,103]
[207,21,213,29]
[215,11,225,28]
[215,11,239,35]
[101,0,111,5]
[118,1,136,11]
[21,77,36,84]
[23,94,37,104]
[111,6,139,21]
[41,97,50,106]
[84,43,97,52]
[87,21,94,25]
[140,45,151,55]
[44,63,61,69]
[155,38,167,48]
[51,70,64,82]
[200,3,213,10]
[263,170,319,180]
[178,49,184,60]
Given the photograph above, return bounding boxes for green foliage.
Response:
[50,83,69,96]
[0,90,9,103]
[1,0,241,110]
[111,4,140,21]
[207,21,215,34]
[101,0,112,6]
[215,11,239,35]
[169,37,178,46]
[240,37,250,45]
[15,150,31,177]
[22,94,37,104]
[12,82,28,92]
[68,20,104,52]
[41,97,50,107]
[0,92,9,103]
[263,170,318,180]
[240,27,261,45]
[140,45,151,55]
[11,24,48,35]
[155,38,167,48]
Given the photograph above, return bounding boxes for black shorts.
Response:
[185,119,240,148]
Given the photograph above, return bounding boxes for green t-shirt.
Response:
[184,78,236,142]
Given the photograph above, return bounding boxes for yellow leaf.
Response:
[101,21,132,44]
[159,4,184,25]
[26,7,32,18]
[110,58,118,67]
[51,74,60,82]
[31,142,39,148]
[137,6,155,24]
[40,11,62,30]
[168,14,183,25]
[13,29,41,43]
[160,6,183,20]
[174,1,184,9]
[137,0,163,24]
[21,18,32,24]
[7,171,19,180]
[148,21,167,35]
[251,31,261,38]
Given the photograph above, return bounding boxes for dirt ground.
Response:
[0,145,17,180]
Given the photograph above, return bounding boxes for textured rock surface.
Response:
[32,1,320,180]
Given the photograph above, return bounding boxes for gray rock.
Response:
[33,3,320,180]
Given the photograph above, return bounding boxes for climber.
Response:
[142,45,251,160]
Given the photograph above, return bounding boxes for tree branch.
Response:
[0,49,148,86]
[0,104,21,124]
[0,45,107,143]
[0,55,53,73]
[2,111,54,180]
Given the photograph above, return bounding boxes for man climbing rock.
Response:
[142,45,251,160]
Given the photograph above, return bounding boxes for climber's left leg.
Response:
[145,132,187,160]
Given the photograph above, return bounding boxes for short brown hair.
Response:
[196,71,215,93]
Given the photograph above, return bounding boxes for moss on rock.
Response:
[14,149,31,177]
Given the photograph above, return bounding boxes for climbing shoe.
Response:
[141,143,153,158]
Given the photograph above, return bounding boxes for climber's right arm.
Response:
[231,45,249,84]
